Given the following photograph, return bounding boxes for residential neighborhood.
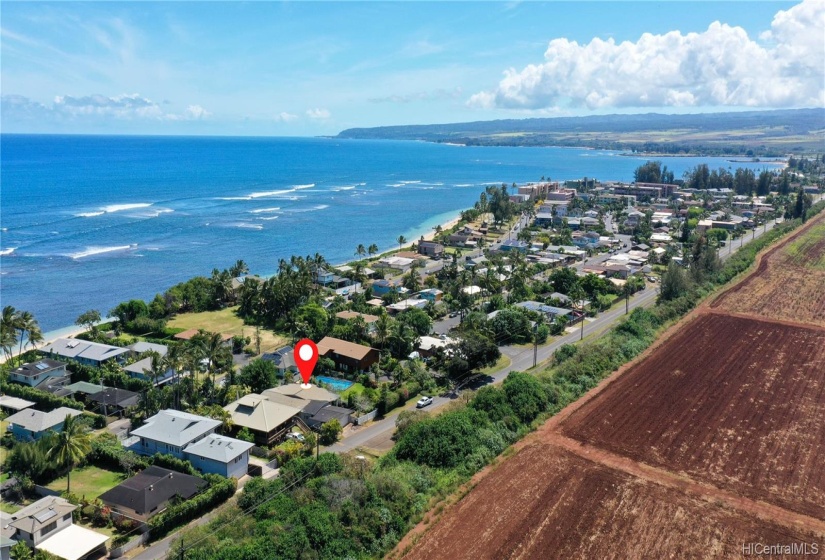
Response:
[0,160,820,560]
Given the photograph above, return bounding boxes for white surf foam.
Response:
[236,223,264,230]
[102,203,153,213]
[283,204,329,213]
[331,186,356,191]
[216,196,253,201]
[454,184,474,187]
[292,184,315,190]
[249,189,294,198]
[76,211,106,218]
[399,180,421,184]
[0,247,18,256]
[249,207,281,214]
[69,244,136,259]
[257,216,280,221]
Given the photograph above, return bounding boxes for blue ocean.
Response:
[0,134,781,332]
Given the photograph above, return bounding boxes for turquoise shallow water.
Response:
[0,134,780,331]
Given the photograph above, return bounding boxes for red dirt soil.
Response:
[711,212,825,326]
[561,312,825,520]
[400,443,820,560]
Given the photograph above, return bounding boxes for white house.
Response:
[8,359,69,390]
[6,407,83,442]
[0,496,108,560]
[129,410,221,458]
[184,433,253,479]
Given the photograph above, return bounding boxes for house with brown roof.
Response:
[317,336,379,373]
[224,393,303,445]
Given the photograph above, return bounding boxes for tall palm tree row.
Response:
[1,306,43,364]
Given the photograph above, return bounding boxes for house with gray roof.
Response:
[40,338,129,368]
[125,341,174,384]
[7,359,69,390]
[5,407,83,442]
[184,433,253,479]
[0,396,35,415]
[129,410,221,458]
[1,496,108,560]
[88,387,139,416]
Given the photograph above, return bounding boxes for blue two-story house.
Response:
[6,407,83,441]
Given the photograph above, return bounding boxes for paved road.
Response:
[327,216,783,454]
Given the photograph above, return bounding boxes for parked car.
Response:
[286,431,305,442]
[416,396,434,408]
[449,311,458,318]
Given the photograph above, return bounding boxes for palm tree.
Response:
[25,326,44,352]
[374,312,391,352]
[396,235,407,253]
[367,244,378,258]
[15,311,38,363]
[164,344,185,410]
[46,414,92,494]
[200,332,226,402]
[1,306,19,362]
[355,244,367,260]
[229,259,249,278]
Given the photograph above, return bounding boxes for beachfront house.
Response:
[99,466,207,522]
[40,338,129,368]
[417,239,444,257]
[7,359,70,390]
[371,279,403,296]
[0,496,108,560]
[5,407,83,442]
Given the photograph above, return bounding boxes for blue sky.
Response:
[1,1,822,135]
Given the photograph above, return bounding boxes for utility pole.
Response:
[580,301,585,341]
[532,324,538,368]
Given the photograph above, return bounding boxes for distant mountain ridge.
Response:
[337,108,825,154]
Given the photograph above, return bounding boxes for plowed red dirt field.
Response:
[560,312,825,520]
[712,212,825,326]
[400,443,820,560]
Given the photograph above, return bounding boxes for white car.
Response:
[286,432,305,442]
[416,396,434,408]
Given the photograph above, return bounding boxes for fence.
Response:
[354,409,378,426]
[109,531,150,558]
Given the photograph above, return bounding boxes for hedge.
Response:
[151,453,200,477]
[148,474,237,540]
[0,382,84,411]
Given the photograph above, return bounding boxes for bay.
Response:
[0,134,781,331]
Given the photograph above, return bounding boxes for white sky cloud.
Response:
[306,107,331,119]
[275,111,298,122]
[470,0,824,111]
[2,92,210,122]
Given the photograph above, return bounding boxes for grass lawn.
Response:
[168,306,288,354]
[0,501,21,514]
[340,382,366,400]
[46,465,125,500]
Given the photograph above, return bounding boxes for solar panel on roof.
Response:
[33,509,57,523]
[35,363,49,370]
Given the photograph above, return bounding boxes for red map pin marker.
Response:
[294,339,319,388]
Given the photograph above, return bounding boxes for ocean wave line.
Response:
[68,244,137,259]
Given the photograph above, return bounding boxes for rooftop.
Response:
[88,387,140,408]
[0,395,35,411]
[317,336,377,361]
[41,338,129,363]
[184,433,253,463]
[128,341,169,357]
[36,523,109,560]
[130,409,221,447]
[3,496,76,537]
[10,359,67,378]
[224,394,302,433]
[5,407,82,433]
[335,311,380,324]
[99,466,206,516]
[264,383,339,403]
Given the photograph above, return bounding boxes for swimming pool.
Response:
[315,376,354,392]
